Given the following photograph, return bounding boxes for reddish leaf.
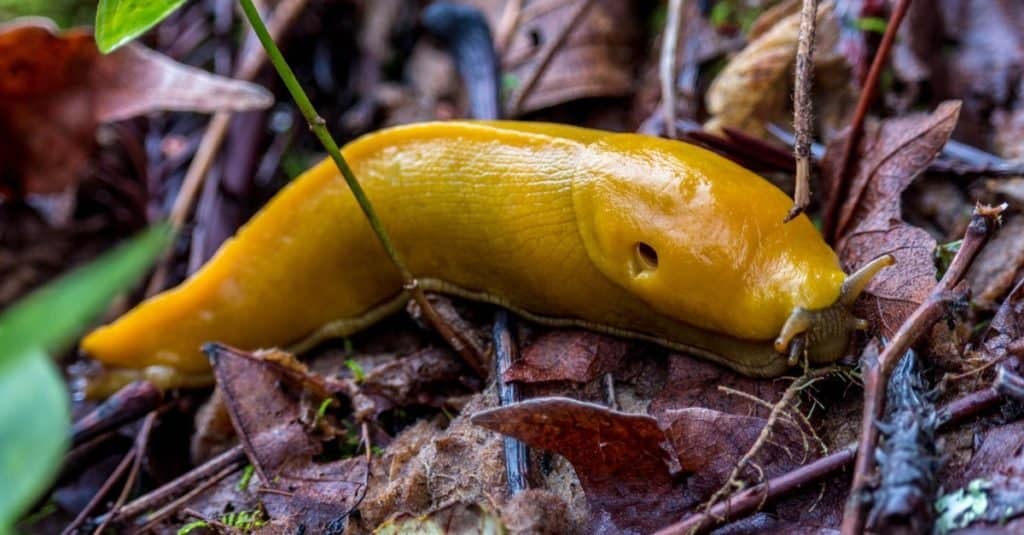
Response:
[472,397,690,533]
[657,407,810,498]
[826,101,962,335]
[503,330,629,384]
[0,19,271,196]
[648,354,789,418]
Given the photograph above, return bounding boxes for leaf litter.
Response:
[19,0,1024,533]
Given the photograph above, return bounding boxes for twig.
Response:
[703,366,837,513]
[91,411,158,534]
[133,463,240,533]
[494,310,529,494]
[183,508,233,533]
[841,205,1003,535]
[71,380,161,447]
[102,445,245,525]
[660,0,684,138]
[786,0,819,222]
[505,0,597,116]
[147,0,308,296]
[823,0,913,241]
[61,446,137,535]
[654,384,1006,535]
[237,0,486,377]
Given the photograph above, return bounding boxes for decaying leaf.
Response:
[967,215,1024,310]
[827,101,962,335]
[704,1,846,138]
[204,344,367,533]
[472,397,688,533]
[502,330,628,384]
[658,406,810,497]
[465,0,642,115]
[0,18,271,196]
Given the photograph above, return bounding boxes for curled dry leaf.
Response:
[502,330,629,384]
[704,1,844,138]
[0,18,272,196]
[205,344,367,533]
[826,101,962,335]
[967,215,1024,310]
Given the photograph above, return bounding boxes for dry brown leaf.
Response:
[0,18,271,196]
[466,0,641,115]
[967,215,1024,310]
[704,1,842,138]
[827,101,962,336]
[205,344,367,533]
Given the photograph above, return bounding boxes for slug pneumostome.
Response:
[81,121,890,391]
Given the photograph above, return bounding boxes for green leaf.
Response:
[0,223,173,368]
[95,0,187,53]
[0,223,172,530]
[0,349,69,531]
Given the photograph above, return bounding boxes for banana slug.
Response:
[81,121,891,391]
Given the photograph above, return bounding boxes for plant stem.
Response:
[235,0,486,377]
[237,0,411,283]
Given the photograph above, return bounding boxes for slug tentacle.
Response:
[775,254,895,364]
[840,254,896,306]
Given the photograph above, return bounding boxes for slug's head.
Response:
[773,254,894,365]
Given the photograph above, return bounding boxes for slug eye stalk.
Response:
[774,254,895,364]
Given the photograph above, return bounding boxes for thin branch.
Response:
[823,0,913,241]
[505,0,597,116]
[91,411,158,535]
[102,445,245,525]
[786,0,819,222]
[235,0,485,377]
[660,0,684,138]
[841,204,1003,535]
[653,383,1006,535]
[703,366,837,513]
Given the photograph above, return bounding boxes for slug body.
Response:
[82,121,875,389]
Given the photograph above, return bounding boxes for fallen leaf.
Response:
[503,330,628,384]
[0,18,271,196]
[826,101,961,336]
[472,397,687,533]
[360,346,472,416]
[704,1,846,138]
[647,354,789,419]
[466,0,642,115]
[206,344,367,533]
[657,407,810,497]
[967,215,1024,310]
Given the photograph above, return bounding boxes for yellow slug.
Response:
[81,121,890,391]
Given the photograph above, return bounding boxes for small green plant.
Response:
[345,359,366,383]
